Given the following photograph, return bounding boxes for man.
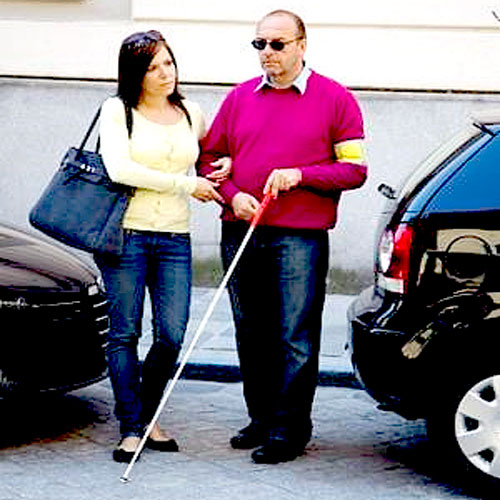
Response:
[198,10,367,464]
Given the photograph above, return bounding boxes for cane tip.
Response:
[120,476,131,484]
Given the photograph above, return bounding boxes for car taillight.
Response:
[377,224,414,294]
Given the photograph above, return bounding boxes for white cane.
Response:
[120,192,273,483]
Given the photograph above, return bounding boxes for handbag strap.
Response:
[78,101,133,156]
[78,107,101,153]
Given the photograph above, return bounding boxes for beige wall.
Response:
[1,0,500,91]
[0,0,130,20]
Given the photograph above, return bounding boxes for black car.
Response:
[348,111,500,486]
[0,222,108,397]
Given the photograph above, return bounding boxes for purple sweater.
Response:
[198,70,367,230]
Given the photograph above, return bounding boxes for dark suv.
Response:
[348,111,500,486]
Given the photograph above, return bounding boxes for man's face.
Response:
[255,14,306,85]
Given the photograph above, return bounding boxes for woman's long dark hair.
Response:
[117,30,191,126]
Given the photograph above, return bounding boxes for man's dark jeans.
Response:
[95,230,191,438]
[221,221,329,445]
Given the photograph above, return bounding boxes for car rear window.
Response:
[395,125,482,205]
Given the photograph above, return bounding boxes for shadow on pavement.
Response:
[383,429,500,500]
[0,392,105,448]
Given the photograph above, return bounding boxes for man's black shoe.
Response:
[230,423,268,450]
[251,439,304,464]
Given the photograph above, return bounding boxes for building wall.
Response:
[2,78,499,277]
[2,1,500,284]
[0,0,130,21]
[2,1,500,91]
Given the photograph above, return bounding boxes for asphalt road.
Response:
[0,379,490,500]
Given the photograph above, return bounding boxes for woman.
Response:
[96,30,229,463]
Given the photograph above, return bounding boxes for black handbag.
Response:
[29,105,134,255]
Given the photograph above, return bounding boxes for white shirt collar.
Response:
[254,66,311,95]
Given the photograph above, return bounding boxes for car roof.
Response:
[471,109,500,126]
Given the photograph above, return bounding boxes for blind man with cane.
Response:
[198,9,368,464]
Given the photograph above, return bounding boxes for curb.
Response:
[180,361,361,389]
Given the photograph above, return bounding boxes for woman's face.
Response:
[140,45,177,99]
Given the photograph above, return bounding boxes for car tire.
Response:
[426,372,500,493]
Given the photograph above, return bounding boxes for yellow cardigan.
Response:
[99,96,205,233]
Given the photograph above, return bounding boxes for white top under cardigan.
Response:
[99,96,205,233]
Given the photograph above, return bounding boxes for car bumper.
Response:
[347,286,430,418]
[0,282,109,397]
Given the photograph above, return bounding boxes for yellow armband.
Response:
[334,139,366,165]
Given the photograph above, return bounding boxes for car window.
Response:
[425,133,500,213]
[396,125,482,205]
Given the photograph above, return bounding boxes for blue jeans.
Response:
[95,230,191,438]
[221,222,329,445]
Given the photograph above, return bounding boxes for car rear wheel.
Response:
[427,373,500,491]
[455,375,500,478]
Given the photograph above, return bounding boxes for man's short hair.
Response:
[261,10,307,40]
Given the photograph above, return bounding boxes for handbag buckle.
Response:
[80,163,95,173]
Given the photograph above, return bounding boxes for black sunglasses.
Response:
[251,37,302,51]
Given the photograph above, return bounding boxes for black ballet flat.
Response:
[145,437,179,452]
[112,436,143,463]
[113,447,139,463]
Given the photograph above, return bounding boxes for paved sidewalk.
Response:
[1,290,476,500]
[140,288,358,388]
[1,378,448,500]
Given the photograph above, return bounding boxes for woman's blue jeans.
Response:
[95,230,191,438]
[221,222,329,445]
